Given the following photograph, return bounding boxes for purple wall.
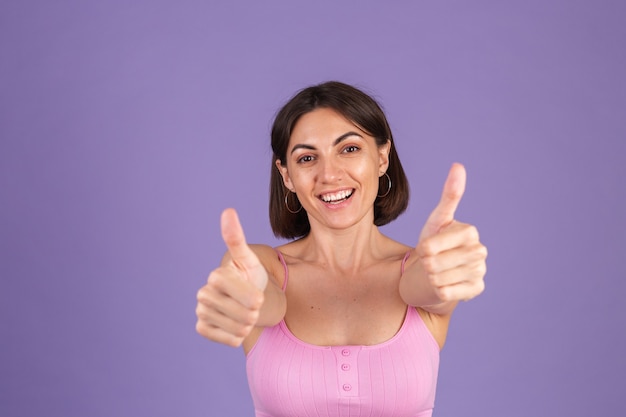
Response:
[2,1,625,416]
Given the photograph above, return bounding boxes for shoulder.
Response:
[273,239,307,263]
[215,239,288,294]
[250,243,284,273]
[378,233,413,260]
[248,243,282,261]
[223,243,285,289]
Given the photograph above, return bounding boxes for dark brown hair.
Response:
[270,81,409,239]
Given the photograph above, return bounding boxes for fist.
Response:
[417,163,487,303]
[417,221,487,303]
[196,209,268,347]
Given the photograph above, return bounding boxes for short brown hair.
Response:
[270,81,409,239]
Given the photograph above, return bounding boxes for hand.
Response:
[196,208,269,347]
[416,163,487,303]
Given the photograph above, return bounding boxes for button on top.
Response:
[341,349,350,356]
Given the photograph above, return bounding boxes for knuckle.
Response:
[207,272,221,289]
[475,279,486,295]
[478,261,487,277]
[196,286,214,306]
[195,304,204,318]
[245,309,260,326]
[233,324,252,338]
[427,271,439,287]
[419,240,435,256]
[421,256,437,274]
[196,304,214,322]
[477,244,488,259]
[436,286,449,302]
[228,337,244,348]
[466,225,480,241]
[196,320,211,338]
[208,268,230,287]
[196,322,244,348]
[208,269,220,282]
[250,291,265,310]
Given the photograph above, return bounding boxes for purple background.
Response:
[2,1,625,416]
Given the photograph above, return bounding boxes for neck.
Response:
[299,218,387,274]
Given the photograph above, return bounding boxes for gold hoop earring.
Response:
[377,172,392,198]
[284,191,303,214]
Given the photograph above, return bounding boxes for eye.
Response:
[297,155,314,164]
[343,145,360,153]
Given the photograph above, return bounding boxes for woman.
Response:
[196,81,487,417]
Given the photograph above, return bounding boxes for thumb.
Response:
[419,163,466,241]
[221,208,263,275]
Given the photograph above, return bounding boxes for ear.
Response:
[275,159,294,191]
[378,140,391,174]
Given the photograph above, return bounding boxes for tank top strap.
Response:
[275,250,289,291]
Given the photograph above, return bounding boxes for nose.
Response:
[318,157,343,183]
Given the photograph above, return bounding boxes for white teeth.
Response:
[320,189,353,202]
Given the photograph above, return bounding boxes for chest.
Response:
[283,264,407,346]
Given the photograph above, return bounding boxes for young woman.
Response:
[196,81,487,417]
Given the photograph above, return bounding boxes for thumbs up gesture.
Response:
[401,164,487,309]
[196,209,269,347]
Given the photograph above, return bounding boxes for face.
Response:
[276,108,390,231]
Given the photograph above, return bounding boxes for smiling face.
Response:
[276,107,390,232]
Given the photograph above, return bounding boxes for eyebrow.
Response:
[290,131,364,155]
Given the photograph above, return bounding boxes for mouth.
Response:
[318,189,355,205]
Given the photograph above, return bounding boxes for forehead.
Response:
[290,108,365,143]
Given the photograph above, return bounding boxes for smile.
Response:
[318,189,354,204]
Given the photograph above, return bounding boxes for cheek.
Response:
[365,156,385,190]
[362,154,383,176]
[287,169,312,189]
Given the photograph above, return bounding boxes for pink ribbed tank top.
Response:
[246,252,440,417]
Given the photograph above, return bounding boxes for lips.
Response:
[318,189,354,204]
